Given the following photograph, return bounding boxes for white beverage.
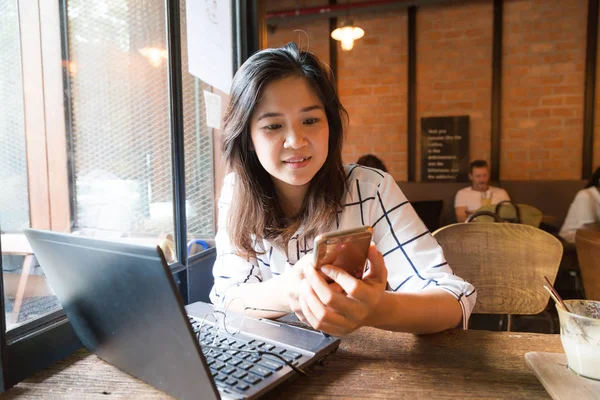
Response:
[560,334,600,380]
[557,300,600,381]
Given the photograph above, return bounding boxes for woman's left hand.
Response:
[298,244,388,336]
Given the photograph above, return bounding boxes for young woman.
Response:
[559,167,600,243]
[210,43,475,336]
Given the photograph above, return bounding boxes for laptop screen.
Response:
[24,229,219,400]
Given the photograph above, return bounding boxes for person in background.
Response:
[356,154,388,173]
[559,167,600,244]
[454,160,510,223]
[210,43,475,336]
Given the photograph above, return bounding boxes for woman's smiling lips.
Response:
[283,156,311,168]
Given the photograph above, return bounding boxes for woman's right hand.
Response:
[281,254,312,323]
[283,254,344,324]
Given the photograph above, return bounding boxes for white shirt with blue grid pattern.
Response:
[210,165,476,329]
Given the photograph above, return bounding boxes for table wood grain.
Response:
[0,329,563,399]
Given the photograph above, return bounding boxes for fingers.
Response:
[298,264,362,334]
[298,281,354,336]
[293,243,387,334]
[297,293,315,326]
[287,269,308,324]
[283,260,310,323]
[298,295,342,335]
[319,260,385,305]
[288,293,308,324]
[303,263,349,307]
[328,281,345,294]
[319,264,362,298]
[363,244,388,284]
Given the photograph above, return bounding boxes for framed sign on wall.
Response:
[421,116,470,182]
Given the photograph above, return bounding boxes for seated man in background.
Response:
[454,160,510,223]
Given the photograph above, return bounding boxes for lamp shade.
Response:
[331,23,364,51]
[139,47,168,68]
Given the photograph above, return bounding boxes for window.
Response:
[0,0,61,333]
[64,0,215,255]
[0,1,28,233]
[0,0,237,389]
[1,0,217,332]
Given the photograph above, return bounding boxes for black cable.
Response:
[201,344,307,376]
[192,301,332,377]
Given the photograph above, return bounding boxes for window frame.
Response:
[0,0,260,391]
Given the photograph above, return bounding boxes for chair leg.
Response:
[507,314,513,332]
[542,310,557,333]
[570,270,586,299]
[498,315,506,331]
[11,255,34,324]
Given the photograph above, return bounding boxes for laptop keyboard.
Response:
[188,317,303,394]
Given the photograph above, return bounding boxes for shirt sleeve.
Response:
[559,190,593,244]
[497,188,511,202]
[209,174,263,306]
[371,174,476,329]
[454,189,467,208]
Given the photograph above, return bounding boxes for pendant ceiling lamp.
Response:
[331,20,364,51]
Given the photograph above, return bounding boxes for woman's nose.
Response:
[283,127,307,149]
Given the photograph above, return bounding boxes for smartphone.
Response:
[312,226,374,279]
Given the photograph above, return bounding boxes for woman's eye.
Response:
[263,124,282,131]
[304,118,320,125]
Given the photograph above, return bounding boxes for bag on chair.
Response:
[472,201,543,227]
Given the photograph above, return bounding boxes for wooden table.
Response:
[0,328,563,399]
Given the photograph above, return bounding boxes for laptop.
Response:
[24,229,340,399]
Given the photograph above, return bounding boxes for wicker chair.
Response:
[432,223,562,331]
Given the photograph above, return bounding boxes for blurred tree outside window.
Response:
[0,0,215,332]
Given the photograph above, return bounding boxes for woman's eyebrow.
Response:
[300,105,323,113]
[256,112,283,121]
[256,105,323,121]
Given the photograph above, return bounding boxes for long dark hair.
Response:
[585,167,600,188]
[221,43,348,258]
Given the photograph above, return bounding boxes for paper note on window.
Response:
[204,91,222,129]
[186,0,233,94]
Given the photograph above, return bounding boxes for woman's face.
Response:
[249,76,329,199]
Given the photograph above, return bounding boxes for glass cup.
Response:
[556,300,600,380]
[480,191,492,207]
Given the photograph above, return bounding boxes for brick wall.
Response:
[337,11,408,180]
[595,14,600,174]
[266,1,409,179]
[416,1,493,181]
[502,0,587,180]
[264,0,595,181]
[266,0,330,64]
